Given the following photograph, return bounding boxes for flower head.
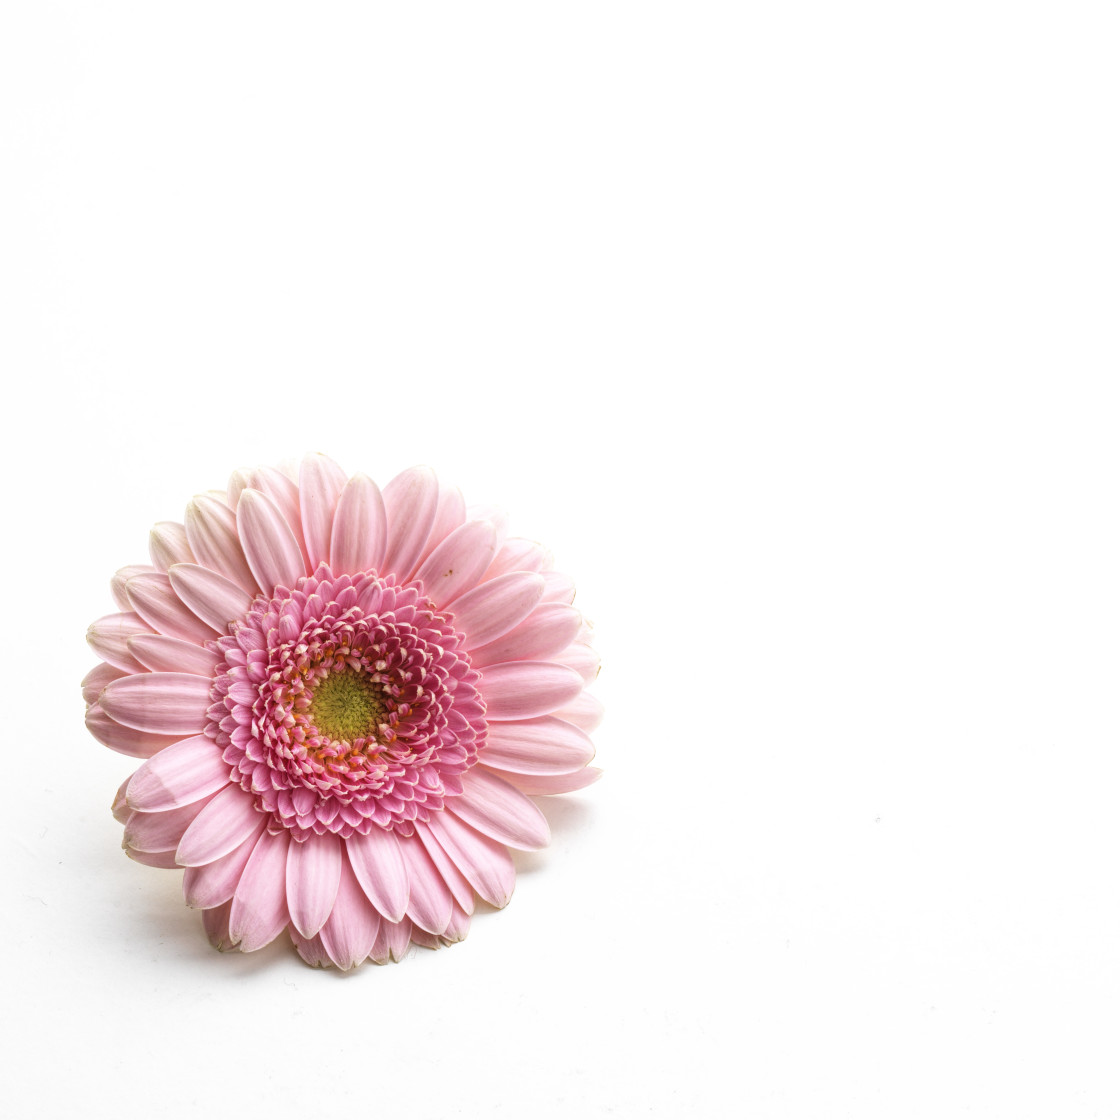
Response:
[83,457,601,968]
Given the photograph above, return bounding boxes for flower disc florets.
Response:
[207,564,486,841]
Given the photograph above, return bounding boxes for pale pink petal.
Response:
[124,793,217,853]
[202,899,239,951]
[184,494,258,594]
[481,716,596,775]
[446,572,546,649]
[440,904,472,946]
[482,538,552,581]
[183,824,266,909]
[82,663,126,705]
[413,520,497,608]
[470,603,582,667]
[385,916,412,962]
[421,814,516,910]
[448,769,550,851]
[111,777,131,824]
[85,703,181,759]
[346,828,408,922]
[285,832,342,939]
[329,472,387,576]
[398,834,454,935]
[87,612,154,673]
[552,641,600,684]
[488,766,603,796]
[168,562,254,634]
[176,784,269,866]
[126,735,232,812]
[127,633,220,676]
[381,465,439,580]
[540,570,576,604]
[465,502,508,545]
[369,915,392,964]
[290,929,332,968]
[237,488,306,594]
[126,572,217,643]
[414,825,476,914]
[319,853,381,970]
[229,829,292,951]
[226,468,254,507]
[111,564,155,611]
[245,466,312,571]
[553,691,605,732]
[418,484,467,564]
[409,926,441,950]
[149,521,194,571]
[479,662,585,721]
[298,453,348,568]
[99,672,211,736]
[128,848,181,869]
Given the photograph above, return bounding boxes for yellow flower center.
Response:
[307,668,386,743]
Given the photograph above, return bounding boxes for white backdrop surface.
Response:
[3,3,1120,1118]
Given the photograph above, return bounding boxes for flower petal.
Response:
[299,453,348,569]
[329,472,387,576]
[541,570,576,604]
[87,612,154,673]
[481,716,596,775]
[346,828,409,923]
[448,769,550,851]
[124,794,217,853]
[482,537,552,581]
[185,494,258,594]
[127,633,220,676]
[488,766,603,796]
[82,662,126,705]
[111,777,131,824]
[229,828,292,952]
[552,691,605,732]
[176,784,269,866]
[126,735,232,812]
[111,564,155,611]
[446,572,546,649]
[418,484,467,565]
[168,562,254,634]
[149,521,194,571]
[381,465,439,580]
[470,603,582,668]
[128,848,182,869]
[420,813,516,910]
[552,641,600,684]
[202,899,239,951]
[413,520,497,608]
[440,903,472,946]
[245,466,311,571]
[183,823,266,909]
[99,672,211,736]
[385,916,412,962]
[399,834,454,935]
[127,572,218,643]
[286,832,342,939]
[413,825,475,914]
[479,662,585,721]
[290,929,332,968]
[85,703,181,758]
[237,488,307,594]
[319,853,381,970]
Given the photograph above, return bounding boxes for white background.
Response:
[3,2,1120,1117]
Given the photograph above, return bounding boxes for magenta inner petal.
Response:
[207,563,487,842]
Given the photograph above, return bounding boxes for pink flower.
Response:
[83,457,601,968]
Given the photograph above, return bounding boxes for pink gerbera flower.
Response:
[82,457,601,968]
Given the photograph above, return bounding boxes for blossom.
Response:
[83,457,601,968]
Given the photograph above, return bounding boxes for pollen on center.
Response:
[307,667,387,744]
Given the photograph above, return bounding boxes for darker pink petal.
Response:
[448,768,550,851]
[229,828,291,951]
[286,832,342,939]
